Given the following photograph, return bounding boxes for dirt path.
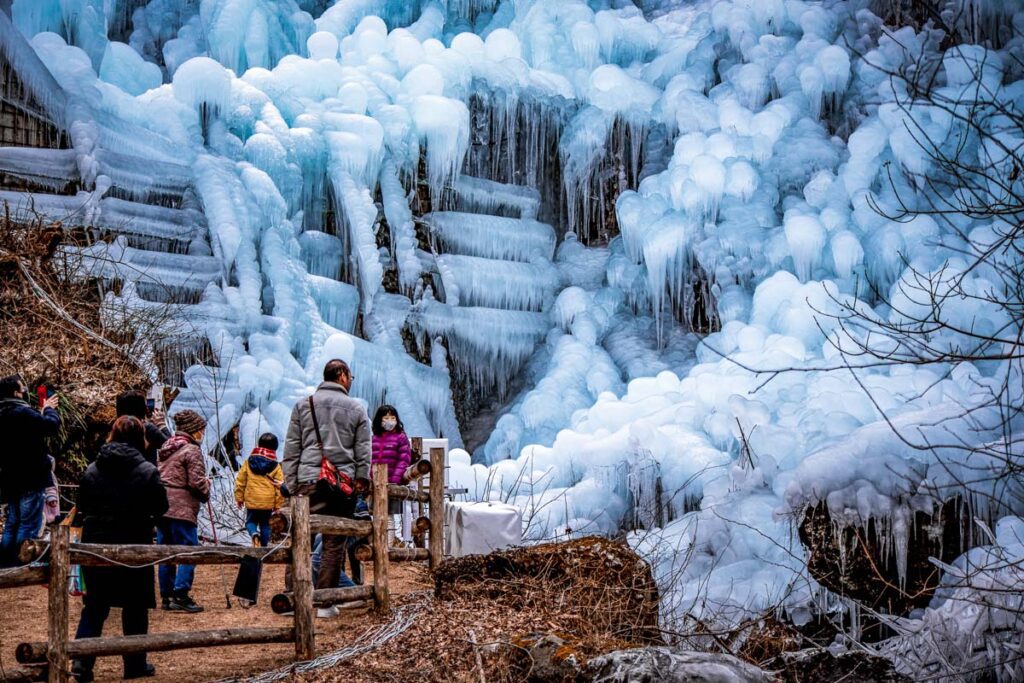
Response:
[0,563,431,682]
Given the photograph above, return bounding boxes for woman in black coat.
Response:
[72,416,169,682]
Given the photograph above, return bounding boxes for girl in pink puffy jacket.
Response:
[371,405,413,498]
[371,405,414,545]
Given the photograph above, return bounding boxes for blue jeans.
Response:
[311,535,355,588]
[245,509,272,547]
[156,519,198,597]
[1,490,45,566]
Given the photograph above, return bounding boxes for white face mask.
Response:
[381,418,398,431]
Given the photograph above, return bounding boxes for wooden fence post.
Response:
[411,438,425,518]
[371,462,390,613]
[48,524,70,683]
[429,447,445,571]
[291,496,314,661]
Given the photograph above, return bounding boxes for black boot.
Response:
[168,591,204,613]
[124,662,156,679]
[71,660,94,682]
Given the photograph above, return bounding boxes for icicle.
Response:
[628,446,661,530]
[407,298,549,397]
[298,230,343,280]
[411,95,470,207]
[453,175,541,219]
[436,254,559,311]
[425,211,556,262]
[328,170,384,313]
[308,275,359,332]
[380,159,423,294]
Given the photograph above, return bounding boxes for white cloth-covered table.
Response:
[445,501,522,557]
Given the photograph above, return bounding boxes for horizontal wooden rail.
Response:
[271,511,372,538]
[17,627,295,663]
[270,585,373,614]
[389,547,430,562]
[18,541,291,567]
[0,564,48,589]
[401,460,431,482]
[412,516,431,535]
[353,545,430,563]
[0,663,46,681]
[310,514,372,537]
[387,484,429,503]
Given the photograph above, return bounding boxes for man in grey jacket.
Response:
[283,359,371,613]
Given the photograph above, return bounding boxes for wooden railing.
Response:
[0,448,447,683]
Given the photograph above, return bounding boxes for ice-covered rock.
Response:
[586,648,771,683]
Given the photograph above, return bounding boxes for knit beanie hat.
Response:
[173,409,207,435]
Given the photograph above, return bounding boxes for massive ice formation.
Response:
[4,0,1024,677]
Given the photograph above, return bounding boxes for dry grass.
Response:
[298,537,662,683]
[0,211,147,481]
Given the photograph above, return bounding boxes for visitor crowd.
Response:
[0,358,417,681]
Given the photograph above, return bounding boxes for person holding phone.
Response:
[116,391,169,465]
[0,375,61,566]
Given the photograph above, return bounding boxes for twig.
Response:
[468,628,487,683]
[2,247,127,356]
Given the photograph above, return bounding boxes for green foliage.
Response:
[47,392,90,481]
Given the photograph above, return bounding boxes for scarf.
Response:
[250,446,277,460]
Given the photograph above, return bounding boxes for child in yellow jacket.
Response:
[234,433,285,547]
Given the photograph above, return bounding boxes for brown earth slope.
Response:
[0,214,147,483]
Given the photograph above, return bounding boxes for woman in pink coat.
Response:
[371,405,413,520]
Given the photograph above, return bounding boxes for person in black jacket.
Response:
[0,374,61,567]
[71,416,168,682]
[115,390,169,465]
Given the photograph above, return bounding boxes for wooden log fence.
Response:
[17,628,297,663]
[0,665,46,682]
[353,545,430,563]
[0,564,48,589]
[401,459,431,483]
[387,483,430,503]
[18,542,293,567]
[371,462,391,613]
[429,447,445,571]
[291,495,315,662]
[269,585,374,614]
[2,443,449,683]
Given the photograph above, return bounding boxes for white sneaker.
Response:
[317,606,340,618]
